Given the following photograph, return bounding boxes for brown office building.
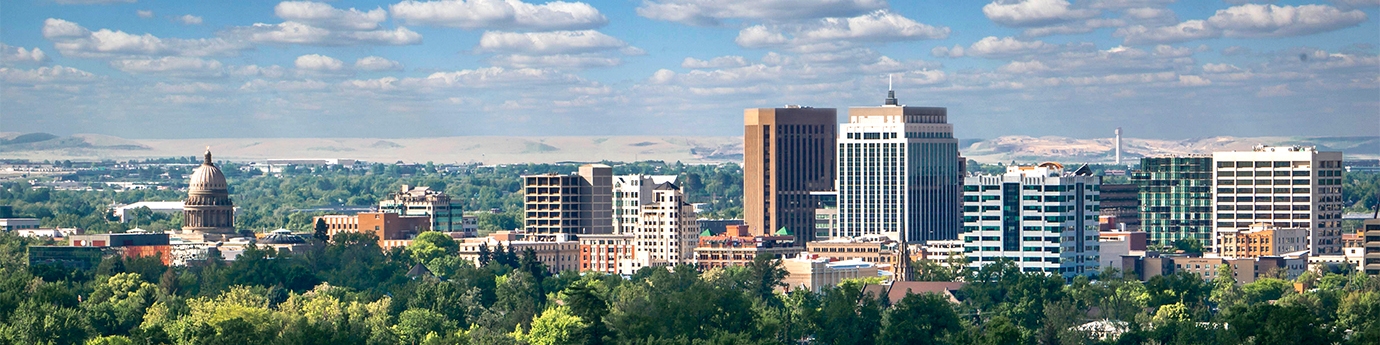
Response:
[523,164,613,236]
[744,106,837,243]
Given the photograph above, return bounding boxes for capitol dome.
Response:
[183,148,236,239]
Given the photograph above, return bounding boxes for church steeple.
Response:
[885,74,898,106]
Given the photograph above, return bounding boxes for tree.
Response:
[562,278,612,344]
[84,273,160,336]
[746,253,788,305]
[408,231,459,265]
[815,283,882,345]
[1209,264,1243,310]
[313,218,329,243]
[513,306,582,345]
[477,243,492,267]
[879,292,962,345]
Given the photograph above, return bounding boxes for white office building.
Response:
[961,163,1101,280]
[1212,146,1345,255]
[835,90,962,244]
[612,175,678,235]
[634,182,699,266]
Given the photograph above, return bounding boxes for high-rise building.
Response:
[378,185,464,232]
[522,164,613,236]
[633,182,698,266]
[744,106,837,243]
[1131,155,1214,248]
[612,175,678,234]
[1212,146,1344,255]
[184,149,235,240]
[836,90,961,244]
[1098,184,1140,232]
[1363,219,1380,275]
[961,163,1100,280]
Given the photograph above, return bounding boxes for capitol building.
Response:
[177,148,237,242]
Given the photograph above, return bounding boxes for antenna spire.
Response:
[884,74,898,106]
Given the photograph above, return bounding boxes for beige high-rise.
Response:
[522,164,612,236]
[744,106,837,243]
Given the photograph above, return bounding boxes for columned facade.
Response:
[183,149,235,237]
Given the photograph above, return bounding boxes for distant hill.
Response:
[0,133,1373,164]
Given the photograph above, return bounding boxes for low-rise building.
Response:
[114,201,186,223]
[921,239,966,266]
[781,254,878,293]
[70,232,173,265]
[805,237,897,267]
[456,232,582,273]
[693,224,800,270]
[313,212,431,249]
[1099,232,1147,273]
[1217,223,1308,258]
[579,233,638,275]
[0,217,40,232]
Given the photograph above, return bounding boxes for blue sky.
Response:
[1,0,1376,139]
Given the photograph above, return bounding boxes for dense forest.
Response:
[1,161,745,234]
[3,230,1380,345]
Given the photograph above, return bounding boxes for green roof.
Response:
[699,229,713,237]
[775,227,790,236]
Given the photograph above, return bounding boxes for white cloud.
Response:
[998,60,1052,74]
[43,18,248,58]
[231,64,287,78]
[488,54,621,68]
[1203,63,1242,73]
[354,56,403,71]
[478,30,629,55]
[137,10,154,18]
[682,56,748,69]
[391,0,607,30]
[1,44,50,65]
[275,1,386,30]
[415,67,583,88]
[178,15,203,25]
[240,79,331,92]
[1116,4,1367,44]
[1177,75,1211,86]
[110,56,223,77]
[295,54,345,71]
[983,0,1100,27]
[0,65,98,85]
[232,21,422,46]
[1019,18,1124,37]
[1330,0,1379,10]
[1207,4,1367,38]
[1257,84,1294,97]
[147,82,223,94]
[966,36,1053,57]
[735,10,948,50]
[636,0,886,26]
[859,56,940,73]
[931,45,965,58]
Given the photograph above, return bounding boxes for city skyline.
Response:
[2,0,1377,139]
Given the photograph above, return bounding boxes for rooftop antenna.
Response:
[885,74,898,106]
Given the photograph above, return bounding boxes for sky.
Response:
[0,0,1377,140]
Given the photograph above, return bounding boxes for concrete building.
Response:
[744,106,837,243]
[578,233,638,275]
[378,185,464,232]
[1098,184,1140,232]
[456,232,582,273]
[805,237,898,267]
[1099,232,1147,273]
[632,182,698,267]
[961,163,1101,279]
[183,149,236,241]
[836,90,961,244]
[1217,223,1309,258]
[1130,155,1214,248]
[522,164,613,236]
[1364,219,1380,275]
[693,224,800,270]
[812,191,838,240]
[0,217,40,232]
[1213,146,1345,255]
[781,255,879,293]
[612,175,678,234]
[921,239,966,266]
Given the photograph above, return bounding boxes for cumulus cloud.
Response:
[109,56,224,77]
[983,0,1100,27]
[966,36,1054,57]
[275,1,386,30]
[0,65,98,85]
[231,21,422,46]
[1116,4,1367,44]
[354,56,403,71]
[137,10,154,18]
[391,0,607,30]
[1177,75,1211,86]
[1257,84,1294,97]
[1,43,50,65]
[178,15,203,25]
[478,30,629,55]
[413,67,584,88]
[682,56,748,69]
[43,18,248,58]
[488,54,621,68]
[294,54,346,71]
[735,10,948,50]
[636,0,886,26]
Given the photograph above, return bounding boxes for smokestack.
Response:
[1114,127,1122,165]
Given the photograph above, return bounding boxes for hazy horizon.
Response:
[2,1,1377,139]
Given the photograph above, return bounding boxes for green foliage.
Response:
[512,306,582,345]
[879,292,962,344]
